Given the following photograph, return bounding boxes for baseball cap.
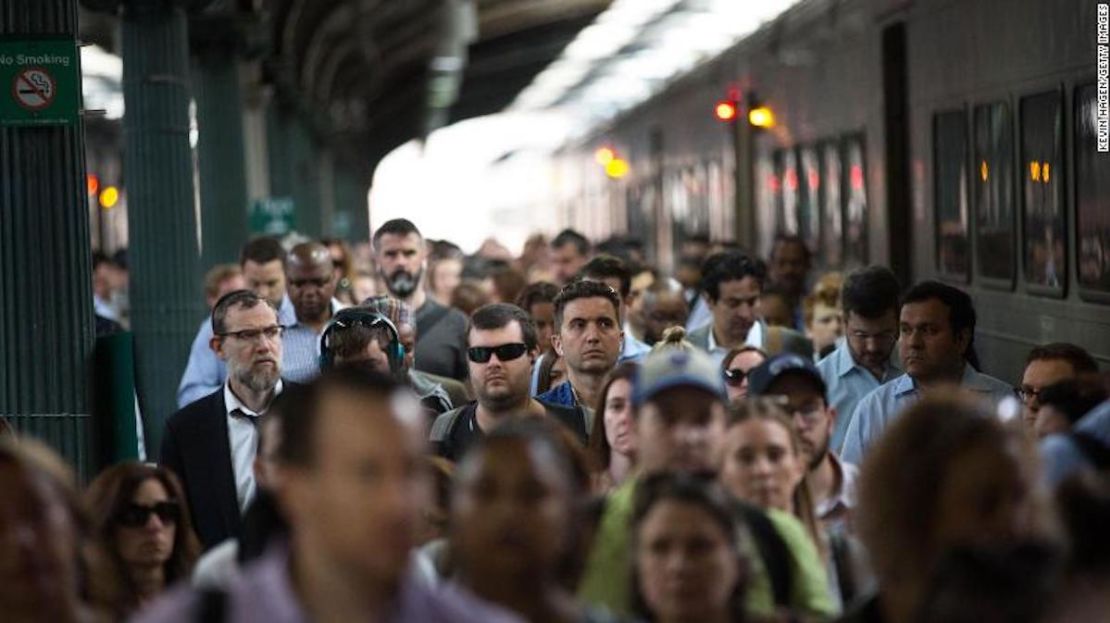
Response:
[634,348,727,406]
[747,353,827,398]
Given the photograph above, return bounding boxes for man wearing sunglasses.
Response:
[749,354,857,531]
[162,289,294,549]
[431,304,587,462]
[283,242,345,383]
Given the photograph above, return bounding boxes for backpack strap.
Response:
[735,504,793,607]
[416,302,452,337]
[430,407,465,443]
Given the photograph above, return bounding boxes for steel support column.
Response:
[194,49,248,271]
[0,0,94,478]
[122,0,203,455]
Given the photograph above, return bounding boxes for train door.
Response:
[882,21,913,286]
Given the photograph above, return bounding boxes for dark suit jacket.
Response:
[160,382,299,550]
[160,388,239,550]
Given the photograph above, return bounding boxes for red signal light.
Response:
[715,100,738,122]
[87,174,100,196]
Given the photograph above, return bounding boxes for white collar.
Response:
[223,379,284,417]
[708,319,764,352]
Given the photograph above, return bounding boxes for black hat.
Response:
[748,353,827,398]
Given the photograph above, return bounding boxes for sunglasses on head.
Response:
[116,501,181,528]
[723,368,749,387]
[467,343,529,364]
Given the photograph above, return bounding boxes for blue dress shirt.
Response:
[840,364,1015,464]
[619,334,651,363]
[176,296,297,408]
[1041,399,1110,486]
[280,298,345,383]
[816,338,902,451]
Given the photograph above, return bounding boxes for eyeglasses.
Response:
[723,368,749,387]
[782,402,827,425]
[467,343,529,364]
[847,330,897,346]
[218,325,284,342]
[116,501,181,528]
[1016,385,1042,405]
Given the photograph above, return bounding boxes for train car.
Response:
[553,0,1108,383]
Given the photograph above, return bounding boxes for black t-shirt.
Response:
[433,401,588,462]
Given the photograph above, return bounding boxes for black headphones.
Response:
[319,308,405,375]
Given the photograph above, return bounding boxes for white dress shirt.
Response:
[223,380,283,512]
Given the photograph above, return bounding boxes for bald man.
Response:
[283,242,345,382]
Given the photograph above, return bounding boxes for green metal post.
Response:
[194,49,248,271]
[289,116,321,238]
[0,0,94,479]
[122,0,203,456]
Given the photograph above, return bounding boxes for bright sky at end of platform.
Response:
[81,45,124,120]
[369,111,576,254]
[512,0,802,123]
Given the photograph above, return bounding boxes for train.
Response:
[550,0,1109,384]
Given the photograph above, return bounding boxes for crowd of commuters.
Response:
[12,222,1107,621]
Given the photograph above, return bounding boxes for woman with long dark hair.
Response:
[85,462,200,615]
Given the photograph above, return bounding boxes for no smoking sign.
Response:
[0,37,79,127]
[12,68,55,111]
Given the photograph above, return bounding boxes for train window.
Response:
[973,102,1015,285]
[1020,90,1066,294]
[843,135,869,266]
[1075,84,1110,297]
[821,141,844,267]
[775,149,800,236]
[933,110,970,281]
[798,146,821,258]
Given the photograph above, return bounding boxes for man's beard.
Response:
[383,267,423,299]
[232,361,280,394]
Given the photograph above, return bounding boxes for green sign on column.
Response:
[0,37,80,127]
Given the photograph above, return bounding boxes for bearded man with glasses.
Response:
[430,303,587,461]
[161,289,298,549]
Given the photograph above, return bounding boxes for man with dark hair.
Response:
[161,290,290,549]
[687,251,812,364]
[178,237,298,408]
[638,278,689,346]
[318,299,454,417]
[430,304,585,461]
[550,228,590,285]
[142,368,519,622]
[373,219,469,381]
[1018,342,1100,434]
[536,281,623,427]
[579,255,650,362]
[769,234,812,329]
[749,354,858,530]
[816,265,903,449]
[841,280,1014,463]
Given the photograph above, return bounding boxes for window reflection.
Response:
[1020,91,1065,292]
[934,111,970,280]
[844,136,869,266]
[799,146,821,257]
[973,103,1015,283]
[821,141,844,267]
[1075,84,1110,295]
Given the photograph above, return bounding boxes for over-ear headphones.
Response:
[319,308,405,375]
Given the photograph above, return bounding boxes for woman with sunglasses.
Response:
[721,346,767,402]
[85,462,200,616]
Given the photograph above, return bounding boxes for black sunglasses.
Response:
[116,501,181,528]
[467,343,529,364]
[723,368,749,387]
